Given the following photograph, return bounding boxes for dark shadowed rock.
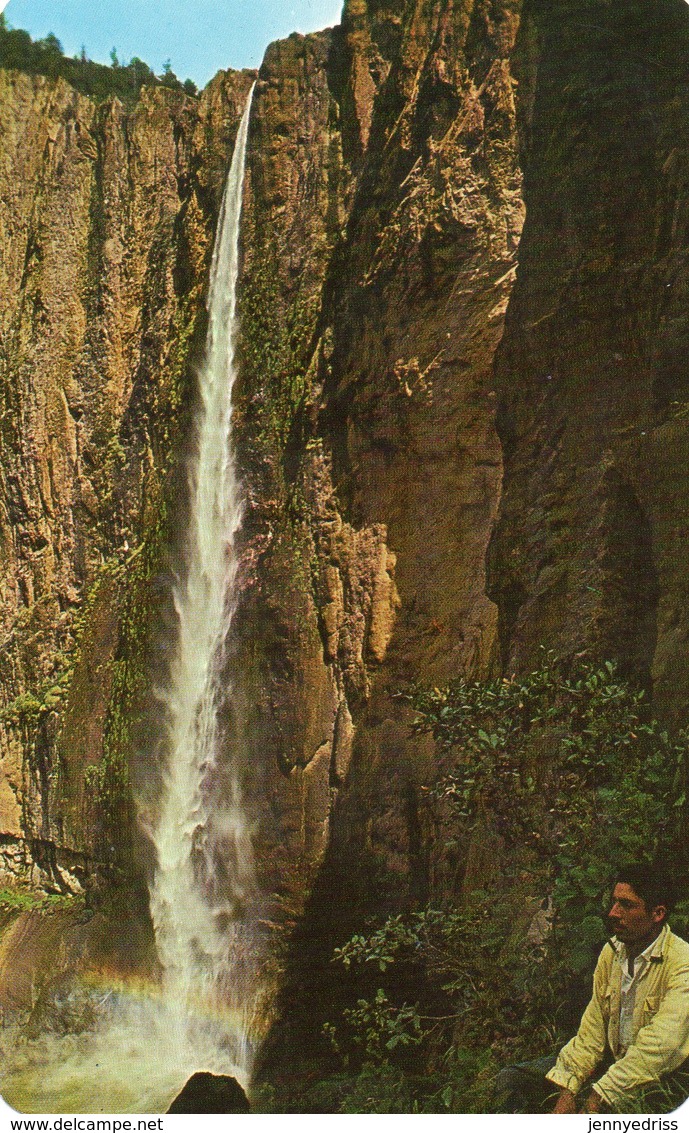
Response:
[167,1072,250,1113]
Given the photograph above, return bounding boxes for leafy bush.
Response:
[407,652,688,934]
[314,654,689,1113]
[325,988,426,1063]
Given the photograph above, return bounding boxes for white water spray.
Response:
[148,80,258,1082]
[0,87,260,1114]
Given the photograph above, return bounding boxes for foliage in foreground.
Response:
[291,654,689,1113]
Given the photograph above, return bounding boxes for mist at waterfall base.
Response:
[0,88,262,1115]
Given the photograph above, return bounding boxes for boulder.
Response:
[167,1072,250,1113]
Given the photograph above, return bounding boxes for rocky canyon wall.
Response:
[0,0,525,923]
[2,0,689,1068]
[231,0,524,941]
[241,0,689,1077]
[0,66,254,896]
[489,0,689,728]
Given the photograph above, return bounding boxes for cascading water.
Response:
[148,77,258,1083]
[0,86,261,1114]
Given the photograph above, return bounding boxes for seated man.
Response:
[496,863,689,1113]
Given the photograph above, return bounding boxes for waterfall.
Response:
[0,86,261,1114]
[148,80,258,1083]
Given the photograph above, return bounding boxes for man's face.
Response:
[607,882,665,945]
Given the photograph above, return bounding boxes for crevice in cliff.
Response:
[246,0,523,1097]
[488,0,689,706]
[596,471,659,692]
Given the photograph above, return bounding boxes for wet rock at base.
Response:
[167,1072,250,1113]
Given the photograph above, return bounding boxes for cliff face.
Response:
[0,67,254,894]
[239,0,689,1078]
[3,0,689,1084]
[232,0,523,929]
[0,0,525,1025]
[488,0,689,727]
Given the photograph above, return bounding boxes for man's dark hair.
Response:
[613,862,677,916]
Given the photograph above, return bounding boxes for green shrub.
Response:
[316,654,689,1112]
[406,652,688,933]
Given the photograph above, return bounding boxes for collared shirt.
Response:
[616,934,660,1052]
[546,923,689,1110]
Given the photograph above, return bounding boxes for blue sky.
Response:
[0,0,344,86]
